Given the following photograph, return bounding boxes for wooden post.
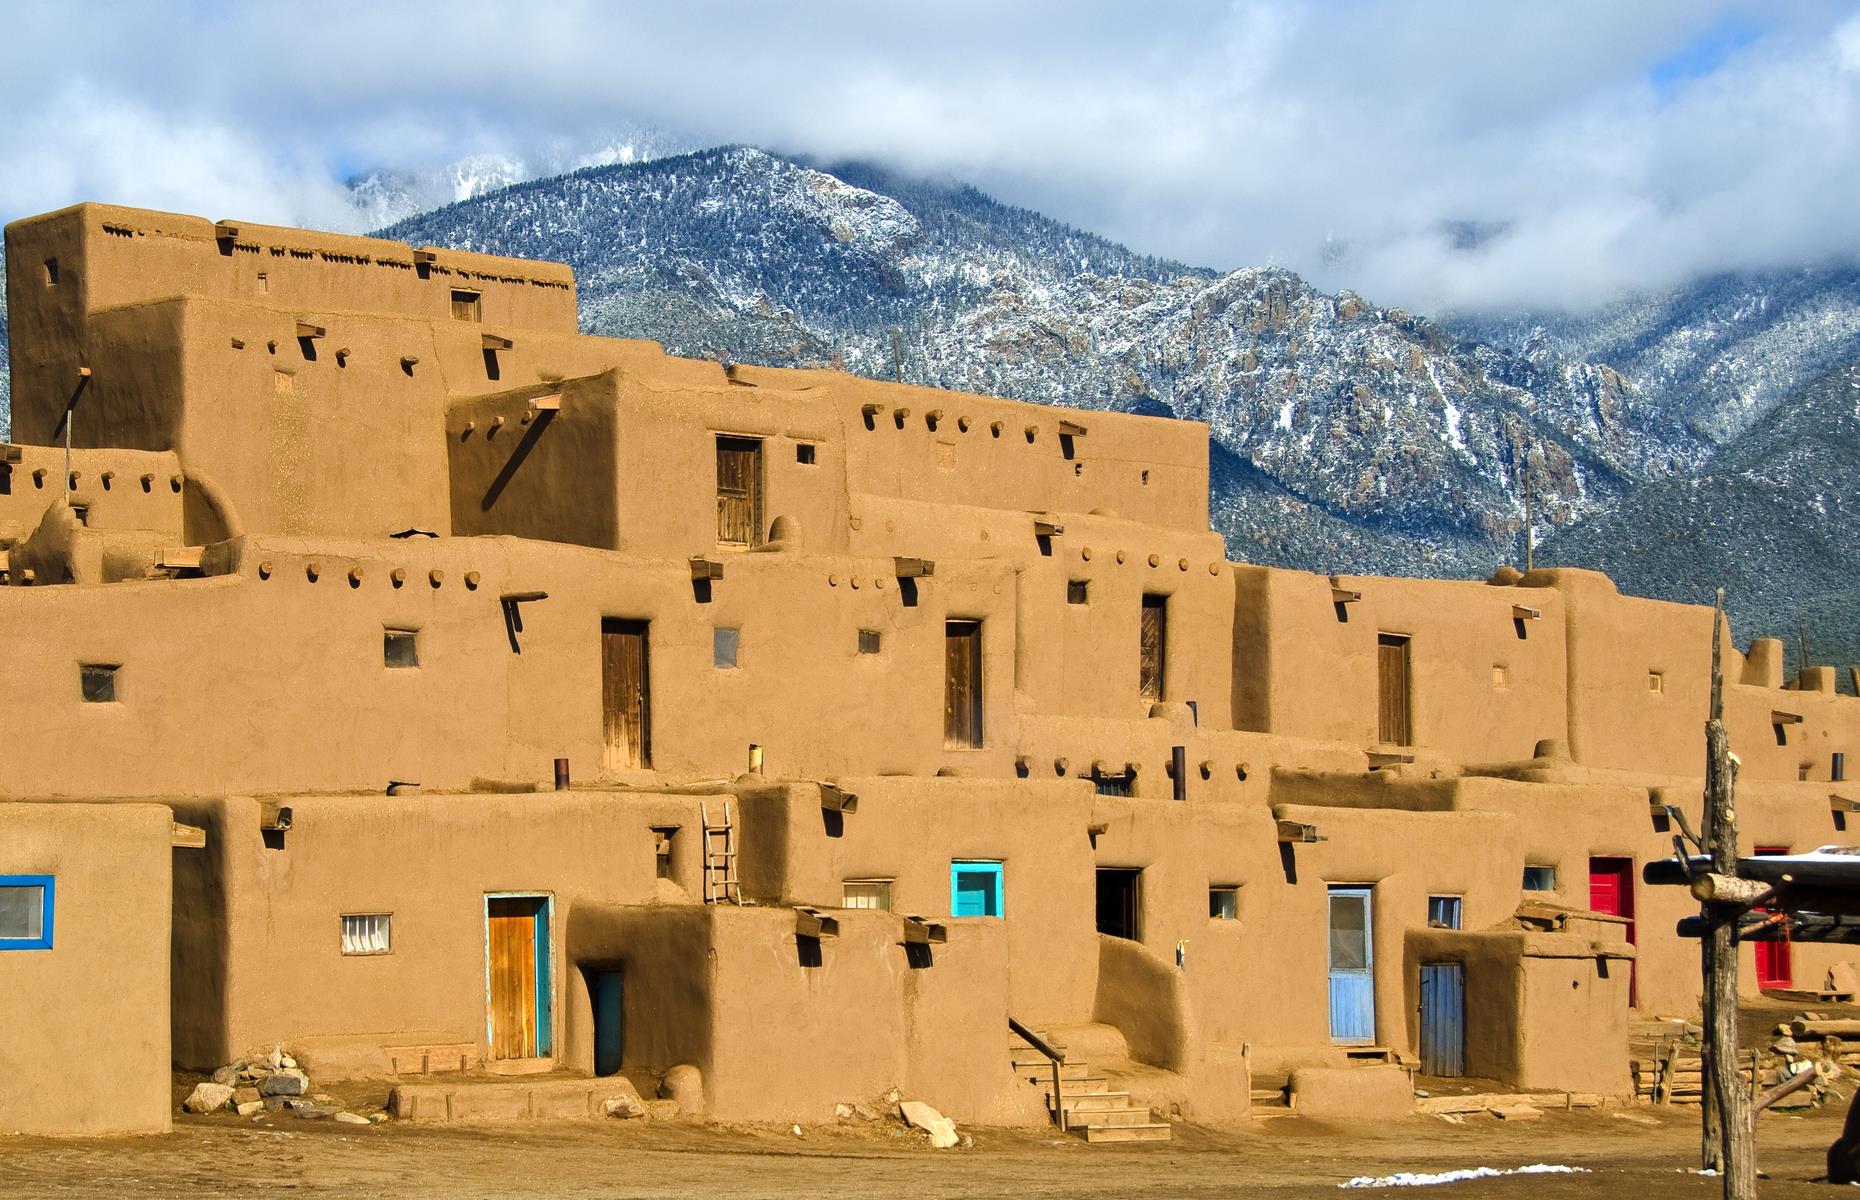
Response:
[1701,588,1755,1198]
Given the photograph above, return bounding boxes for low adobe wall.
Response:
[0,802,172,1135]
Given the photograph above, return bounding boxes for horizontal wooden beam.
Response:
[1033,518,1065,538]
[0,444,20,464]
[902,915,948,944]
[170,822,207,849]
[295,322,325,340]
[796,906,840,940]
[1057,420,1087,437]
[160,546,205,571]
[1689,872,1775,906]
[1773,710,1804,725]
[819,783,858,814]
[1512,604,1542,621]
[258,802,293,833]
[893,556,935,578]
[481,334,513,351]
[689,557,725,582]
[213,222,240,241]
[413,250,438,266]
[527,394,561,414]
[1330,587,1362,604]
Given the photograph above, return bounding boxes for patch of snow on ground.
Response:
[1278,400,1295,431]
[1339,1164,1589,1189]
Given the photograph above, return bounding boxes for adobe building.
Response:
[2,202,1857,1137]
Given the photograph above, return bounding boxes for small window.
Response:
[1427,895,1463,929]
[796,443,817,465]
[1209,886,1239,920]
[1800,763,1813,782]
[1648,671,1665,694]
[384,629,419,669]
[1090,767,1134,797]
[0,876,53,950]
[79,663,118,703]
[339,913,392,956]
[257,272,269,294]
[43,258,59,286]
[69,504,90,527]
[842,879,893,910]
[652,826,678,879]
[1067,580,1089,605]
[1522,865,1557,892]
[858,629,882,655]
[451,290,482,321]
[713,627,740,669]
[1491,664,1508,689]
[951,860,1004,918]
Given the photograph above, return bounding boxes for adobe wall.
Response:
[167,791,714,1071]
[0,537,1021,797]
[0,802,172,1134]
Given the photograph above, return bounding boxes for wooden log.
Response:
[1691,873,1776,906]
[1791,1018,1860,1039]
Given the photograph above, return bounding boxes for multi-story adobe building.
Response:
[1,203,1855,1137]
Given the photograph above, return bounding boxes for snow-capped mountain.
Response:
[381,147,1705,578]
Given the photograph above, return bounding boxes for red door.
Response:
[1589,857,1637,1006]
[1754,847,1793,990]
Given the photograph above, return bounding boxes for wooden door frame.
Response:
[601,617,652,770]
[1327,883,1376,1044]
[1587,856,1638,1006]
[484,891,555,1060]
[713,433,765,548]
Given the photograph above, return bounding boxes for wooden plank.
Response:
[170,822,207,849]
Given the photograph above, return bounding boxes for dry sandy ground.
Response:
[0,1104,1849,1199]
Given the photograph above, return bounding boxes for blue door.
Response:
[951,860,1004,917]
[1419,963,1465,1076]
[1328,886,1374,1043]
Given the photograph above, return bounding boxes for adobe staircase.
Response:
[1009,1023,1170,1143]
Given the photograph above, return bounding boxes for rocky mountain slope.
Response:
[381,148,1705,578]
[1539,363,1860,677]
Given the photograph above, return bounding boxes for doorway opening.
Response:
[485,894,553,1060]
[1096,868,1143,941]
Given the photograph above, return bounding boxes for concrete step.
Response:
[1008,1047,1068,1068]
[1052,1090,1132,1112]
[1014,1060,1097,1080]
[1081,1122,1172,1143]
[1031,1074,1110,1094]
[1063,1106,1156,1128]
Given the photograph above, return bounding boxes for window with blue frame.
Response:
[0,875,54,950]
[950,860,1004,917]
[1427,894,1463,929]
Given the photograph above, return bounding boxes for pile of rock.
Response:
[182,1047,380,1126]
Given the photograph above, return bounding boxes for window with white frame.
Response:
[842,879,893,911]
[340,913,392,955]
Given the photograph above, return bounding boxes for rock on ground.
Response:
[259,1069,310,1097]
[183,1082,235,1114]
[898,1100,959,1149]
[334,1112,371,1125]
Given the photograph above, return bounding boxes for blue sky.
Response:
[1,0,1855,314]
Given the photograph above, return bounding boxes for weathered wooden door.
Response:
[1328,886,1375,1043]
[1377,634,1411,746]
[1588,857,1637,1005]
[1139,594,1167,703]
[1419,963,1465,1076]
[601,619,650,769]
[1754,846,1793,989]
[944,620,983,748]
[487,895,551,1060]
[715,436,763,546]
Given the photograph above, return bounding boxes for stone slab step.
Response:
[1082,1122,1172,1143]
[390,1078,639,1123]
[1052,1090,1132,1112]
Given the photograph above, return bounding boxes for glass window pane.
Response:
[1329,894,1368,970]
[1209,888,1238,920]
[713,628,740,669]
[0,885,43,940]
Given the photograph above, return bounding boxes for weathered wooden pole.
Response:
[1701,588,1756,1198]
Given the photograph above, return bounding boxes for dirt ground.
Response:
[0,1102,1851,1200]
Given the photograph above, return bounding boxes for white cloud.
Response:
[0,0,1855,314]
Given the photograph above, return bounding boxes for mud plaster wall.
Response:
[0,802,172,1134]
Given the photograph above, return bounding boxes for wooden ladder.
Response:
[700,800,742,905]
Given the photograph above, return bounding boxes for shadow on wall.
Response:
[1091,933,1194,1072]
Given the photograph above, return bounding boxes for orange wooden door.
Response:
[487,898,538,1059]
[1377,634,1411,746]
[602,619,650,769]
[944,621,983,748]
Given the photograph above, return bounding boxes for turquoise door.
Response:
[1328,886,1374,1044]
[951,861,1004,917]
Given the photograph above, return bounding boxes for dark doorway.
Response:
[588,968,623,1077]
[1096,868,1142,941]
